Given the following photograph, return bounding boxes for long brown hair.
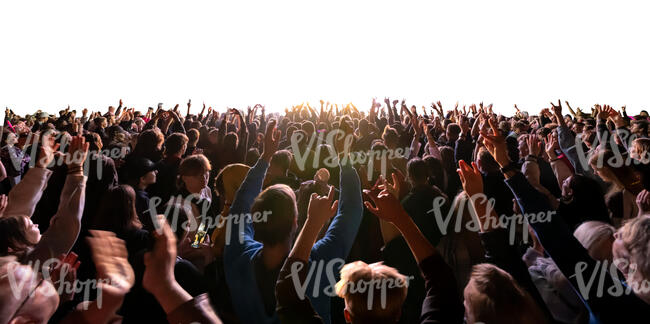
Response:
[0,216,34,258]
[88,185,142,234]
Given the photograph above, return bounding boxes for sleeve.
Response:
[26,173,87,264]
[222,158,272,324]
[549,158,572,189]
[3,167,52,219]
[419,253,465,324]
[311,160,363,261]
[166,294,222,324]
[504,172,648,323]
[275,258,325,324]
[522,160,557,208]
[308,159,363,320]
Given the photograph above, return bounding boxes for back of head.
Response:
[214,163,251,203]
[574,221,615,261]
[466,263,547,324]
[616,216,650,281]
[251,184,297,246]
[423,156,445,189]
[335,261,408,324]
[477,147,500,174]
[224,132,239,150]
[90,185,141,234]
[134,128,164,159]
[186,128,200,146]
[358,119,369,136]
[407,158,429,187]
[382,126,399,149]
[301,121,315,135]
[164,132,189,157]
[270,150,293,174]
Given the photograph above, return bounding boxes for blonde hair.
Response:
[335,261,408,323]
[617,216,650,279]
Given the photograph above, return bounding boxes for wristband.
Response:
[500,162,519,174]
[525,155,538,163]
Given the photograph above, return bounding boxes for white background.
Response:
[1,0,649,118]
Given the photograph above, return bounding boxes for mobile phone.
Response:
[158,103,163,109]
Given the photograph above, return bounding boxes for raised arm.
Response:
[364,178,464,324]
[3,134,57,219]
[311,156,362,260]
[27,136,88,265]
[275,188,339,324]
[481,121,645,323]
[224,119,280,255]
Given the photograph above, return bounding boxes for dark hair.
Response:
[84,132,102,151]
[246,148,260,166]
[224,132,239,150]
[423,156,445,189]
[251,184,297,246]
[382,126,399,148]
[178,154,212,177]
[0,216,33,257]
[165,133,189,156]
[301,121,315,135]
[186,128,200,146]
[132,128,164,161]
[446,123,461,138]
[88,185,142,234]
[270,150,292,172]
[407,158,429,185]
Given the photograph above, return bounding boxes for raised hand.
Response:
[545,133,559,160]
[261,119,281,162]
[526,134,542,157]
[66,135,89,170]
[550,100,562,117]
[36,132,60,168]
[363,184,407,225]
[636,190,650,216]
[87,230,135,298]
[307,186,339,226]
[480,118,511,168]
[457,160,483,198]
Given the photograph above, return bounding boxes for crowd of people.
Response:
[1,98,649,324]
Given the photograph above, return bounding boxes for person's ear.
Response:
[343,309,352,323]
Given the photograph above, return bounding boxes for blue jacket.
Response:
[224,158,363,324]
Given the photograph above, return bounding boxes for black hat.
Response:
[127,158,156,180]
